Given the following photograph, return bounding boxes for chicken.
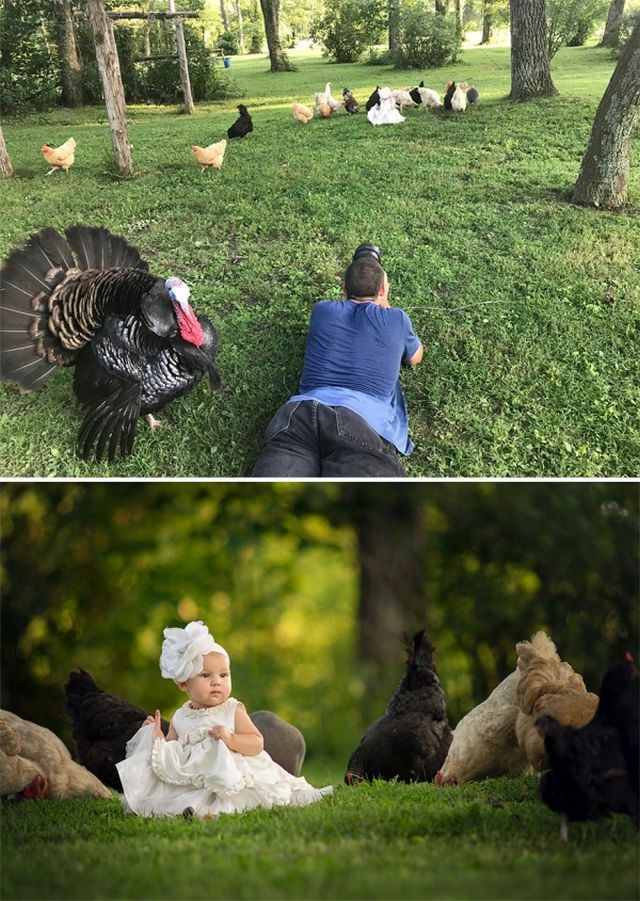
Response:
[345,629,452,785]
[435,670,530,786]
[515,631,599,771]
[227,104,253,139]
[538,654,639,840]
[0,715,47,798]
[0,709,111,800]
[409,81,424,105]
[467,86,479,104]
[323,82,342,112]
[444,80,456,110]
[292,103,314,124]
[451,82,469,112]
[191,139,226,171]
[64,669,307,790]
[41,137,76,176]
[365,86,381,112]
[342,89,359,115]
[315,102,332,120]
[391,89,418,113]
[0,225,220,462]
[417,86,443,110]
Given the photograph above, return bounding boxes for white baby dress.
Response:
[367,86,405,126]
[116,697,332,818]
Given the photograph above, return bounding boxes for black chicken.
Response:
[342,88,359,115]
[409,80,425,106]
[64,669,306,790]
[345,629,452,785]
[365,87,381,112]
[227,104,253,139]
[444,81,456,110]
[537,654,639,840]
[0,225,220,462]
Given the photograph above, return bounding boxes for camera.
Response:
[352,243,382,265]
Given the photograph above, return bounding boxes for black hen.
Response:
[0,225,220,461]
[345,629,452,785]
[444,81,456,110]
[227,104,253,139]
[64,669,307,788]
[365,87,381,112]
[538,654,639,840]
[409,80,425,106]
[342,88,359,115]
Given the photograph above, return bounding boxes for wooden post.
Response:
[0,126,13,177]
[168,0,195,115]
[86,0,133,177]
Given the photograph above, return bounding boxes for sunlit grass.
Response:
[1,46,638,476]
[2,775,638,900]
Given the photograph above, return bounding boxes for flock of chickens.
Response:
[292,78,479,124]
[1,629,637,843]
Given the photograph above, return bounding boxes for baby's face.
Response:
[182,651,231,708]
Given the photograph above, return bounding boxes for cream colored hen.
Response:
[41,137,76,175]
[0,710,111,800]
[191,139,227,172]
[515,631,599,770]
[292,103,314,124]
[435,669,530,785]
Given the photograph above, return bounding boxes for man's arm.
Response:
[405,342,424,366]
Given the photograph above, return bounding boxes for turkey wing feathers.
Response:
[77,380,142,462]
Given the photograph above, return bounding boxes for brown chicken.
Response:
[515,631,599,770]
[191,139,227,172]
[292,103,314,124]
[41,137,76,175]
[0,710,111,800]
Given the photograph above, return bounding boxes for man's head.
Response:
[344,257,387,302]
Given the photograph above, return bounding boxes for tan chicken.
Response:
[0,710,111,800]
[41,137,76,176]
[435,670,531,785]
[315,103,332,120]
[515,631,599,771]
[292,102,314,124]
[191,139,227,172]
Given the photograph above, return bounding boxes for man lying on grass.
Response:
[252,245,423,477]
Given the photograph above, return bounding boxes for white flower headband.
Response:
[159,620,229,684]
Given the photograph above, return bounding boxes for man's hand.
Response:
[209,725,232,745]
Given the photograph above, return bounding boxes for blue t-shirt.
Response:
[289,300,421,455]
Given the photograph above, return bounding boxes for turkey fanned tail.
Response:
[0,225,148,390]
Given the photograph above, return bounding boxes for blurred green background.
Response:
[1,482,637,774]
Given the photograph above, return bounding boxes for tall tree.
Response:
[389,0,400,53]
[573,19,640,209]
[0,126,13,177]
[259,0,294,70]
[482,0,494,42]
[56,0,83,107]
[235,0,245,53]
[168,0,194,114]
[601,0,625,46]
[509,0,558,100]
[220,0,230,30]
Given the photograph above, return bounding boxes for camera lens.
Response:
[353,243,382,265]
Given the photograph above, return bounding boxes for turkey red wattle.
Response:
[173,301,204,347]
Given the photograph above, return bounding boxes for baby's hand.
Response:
[143,715,155,727]
[209,725,231,745]
[153,709,164,740]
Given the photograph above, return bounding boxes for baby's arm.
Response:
[209,703,264,756]
[143,710,178,741]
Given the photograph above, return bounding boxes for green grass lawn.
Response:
[1,46,639,477]
[1,775,638,900]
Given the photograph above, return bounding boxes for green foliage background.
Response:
[1,482,637,766]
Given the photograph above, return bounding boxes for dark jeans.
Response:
[252,400,406,478]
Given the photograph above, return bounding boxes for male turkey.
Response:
[0,225,220,461]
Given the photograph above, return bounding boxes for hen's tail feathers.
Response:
[77,380,142,462]
[1,226,147,389]
[516,632,587,717]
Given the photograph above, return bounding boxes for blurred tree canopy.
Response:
[1,483,637,762]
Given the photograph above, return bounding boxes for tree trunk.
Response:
[259,0,293,71]
[455,0,465,36]
[601,0,625,47]
[220,0,230,30]
[347,488,427,708]
[0,126,13,177]
[482,11,493,42]
[235,0,245,53]
[389,0,400,53]
[86,0,133,178]
[435,0,447,13]
[573,19,640,210]
[509,0,558,100]
[168,0,194,115]
[56,0,83,107]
